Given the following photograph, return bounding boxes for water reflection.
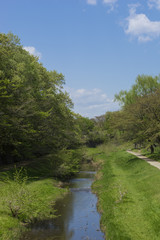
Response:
[23,171,104,240]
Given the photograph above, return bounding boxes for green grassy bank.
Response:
[0,177,67,240]
[0,151,79,240]
[89,145,160,240]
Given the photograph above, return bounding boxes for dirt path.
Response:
[127,150,160,170]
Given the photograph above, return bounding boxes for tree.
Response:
[0,33,78,164]
[115,75,160,152]
[115,75,160,106]
[124,91,160,152]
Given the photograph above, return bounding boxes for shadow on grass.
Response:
[0,156,56,184]
[127,156,143,164]
[146,153,160,161]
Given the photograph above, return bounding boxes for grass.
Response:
[0,157,68,240]
[87,144,160,240]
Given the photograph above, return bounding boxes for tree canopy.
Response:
[0,33,79,164]
[115,75,160,106]
[113,74,160,152]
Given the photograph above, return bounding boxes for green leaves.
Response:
[1,167,57,223]
[113,74,160,150]
[0,32,79,164]
[115,75,160,106]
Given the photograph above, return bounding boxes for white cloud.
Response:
[148,0,160,9]
[125,5,160,42]
[23,46,42,59]
[87,0,97,5]
[66,87,119,118]
[103,0,118,11]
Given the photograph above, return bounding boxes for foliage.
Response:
[115,74,160,106]
[0,165,67,240]
[113,75,160,152]
[0,32,80,165]
[48,149,82,179]
[74,115,107,147]
[1,167,55,223]
[75,115,94,144]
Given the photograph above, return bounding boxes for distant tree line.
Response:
[93,75,160,153]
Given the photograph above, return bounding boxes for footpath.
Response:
[127,150,160,170]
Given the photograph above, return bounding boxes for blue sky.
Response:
[1,0,160,118]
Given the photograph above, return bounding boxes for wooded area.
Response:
[0,33,115,171]
[0,33,83,167]
[1,32,160,166]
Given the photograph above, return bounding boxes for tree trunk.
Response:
[150,145,154,154]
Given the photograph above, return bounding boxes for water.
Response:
[23,171,104,240]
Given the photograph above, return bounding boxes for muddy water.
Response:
[23,171,104,240]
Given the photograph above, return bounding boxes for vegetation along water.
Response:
[22,171,104,240]
[2,32,160,240]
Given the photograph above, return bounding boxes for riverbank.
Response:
[0,151,77,240]
[22,170,104,240]
[0,177,67,240]
[88,144,160,240]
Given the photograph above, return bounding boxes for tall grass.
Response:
[0,164,68,240]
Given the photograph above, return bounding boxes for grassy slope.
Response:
[0,158,67,240]
[89,145,160,240]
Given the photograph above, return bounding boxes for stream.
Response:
[23,171,104,240]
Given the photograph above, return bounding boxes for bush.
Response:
[1,167,55,223]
